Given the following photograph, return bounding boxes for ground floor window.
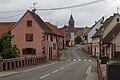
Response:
[23,48,36,55]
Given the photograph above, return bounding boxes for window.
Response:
[27,20,32,27]
[85,35,87,40]
[26,34,33,41]
[47,35,48,40]
[42,46,45,55]
[53,43,56,50]
[117,18,119,22]
[23,48,36,55]
[50,35,53,41]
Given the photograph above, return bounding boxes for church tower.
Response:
[69,14,74,29]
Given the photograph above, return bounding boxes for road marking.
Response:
[40,74,50,79]
[52,70,59,73]
[86,66,92,74]
[60,67,64,70]
[78,59,81,61]
[20,62,58,73]
[83,59,87,61]
[68,59,71,61]
[65,65,69,67]
[69,63,73,65]
[72,50,80,60]
[89,60,92,61]
[73,59,76,61]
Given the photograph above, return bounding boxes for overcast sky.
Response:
[0,0,120,28]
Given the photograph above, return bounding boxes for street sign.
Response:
[42,40,52,47]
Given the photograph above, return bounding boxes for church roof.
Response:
[69,14,74,21]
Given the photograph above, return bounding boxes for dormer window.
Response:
[27,20,32,27]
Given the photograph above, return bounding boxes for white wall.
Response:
[88,18,104,43]
[103,14,120,38]
[112,33,120,52]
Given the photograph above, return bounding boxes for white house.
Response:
[83,17,104,53]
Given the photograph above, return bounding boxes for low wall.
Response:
[97,59,107,80]
[0,56,47,71]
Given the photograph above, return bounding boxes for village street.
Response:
[0,45,97,80]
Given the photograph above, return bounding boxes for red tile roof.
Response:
[0,22,16,35]
[11,10,54,34]
[45,22,64,37]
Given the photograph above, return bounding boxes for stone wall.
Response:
[0,56,47,71]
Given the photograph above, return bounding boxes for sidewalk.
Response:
[0,71,18,78]
[86,73,98,80]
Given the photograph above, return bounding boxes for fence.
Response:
[0,56,47,71]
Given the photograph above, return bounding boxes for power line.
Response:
[0,10,26,13]
[0,0,105,19]
[0,13,24,19]
[37,0,105,11]
[0,0,105,14]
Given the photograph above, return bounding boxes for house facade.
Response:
[103,23,120,59]
[66,31,75,47]
[45,22,64,58]
[83,17,104,54]
[92,13,120,59]
[11,10,63,60]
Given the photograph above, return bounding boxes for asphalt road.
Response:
[0,45,97,80]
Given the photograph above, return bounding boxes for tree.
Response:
[0,32,19,59]
[75,36,82,44]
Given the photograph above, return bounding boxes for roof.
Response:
[28,11,54,34]
[85,17,104,35]
[91,14,115,38]
[60,25,68,30]
[45,22,64,37]
[103,23,120,44]
[69,14,74,22]
[11,10,54,34]
[0,22,16,36]
[73,28,84,32]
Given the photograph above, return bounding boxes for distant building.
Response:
[0,22,16,36]
[60,14,90,47]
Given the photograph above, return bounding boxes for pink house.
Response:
[11,10,59,60]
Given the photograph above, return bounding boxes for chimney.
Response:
[32,9,36,13]
[95,21,97,24]
[102,16,104,21]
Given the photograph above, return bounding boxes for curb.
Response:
[0,71,19,78]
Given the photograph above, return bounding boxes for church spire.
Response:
[69,14,74,21]
[69,14,74,29]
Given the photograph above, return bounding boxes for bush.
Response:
[75,36,82,44]
[0,32,19,59]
